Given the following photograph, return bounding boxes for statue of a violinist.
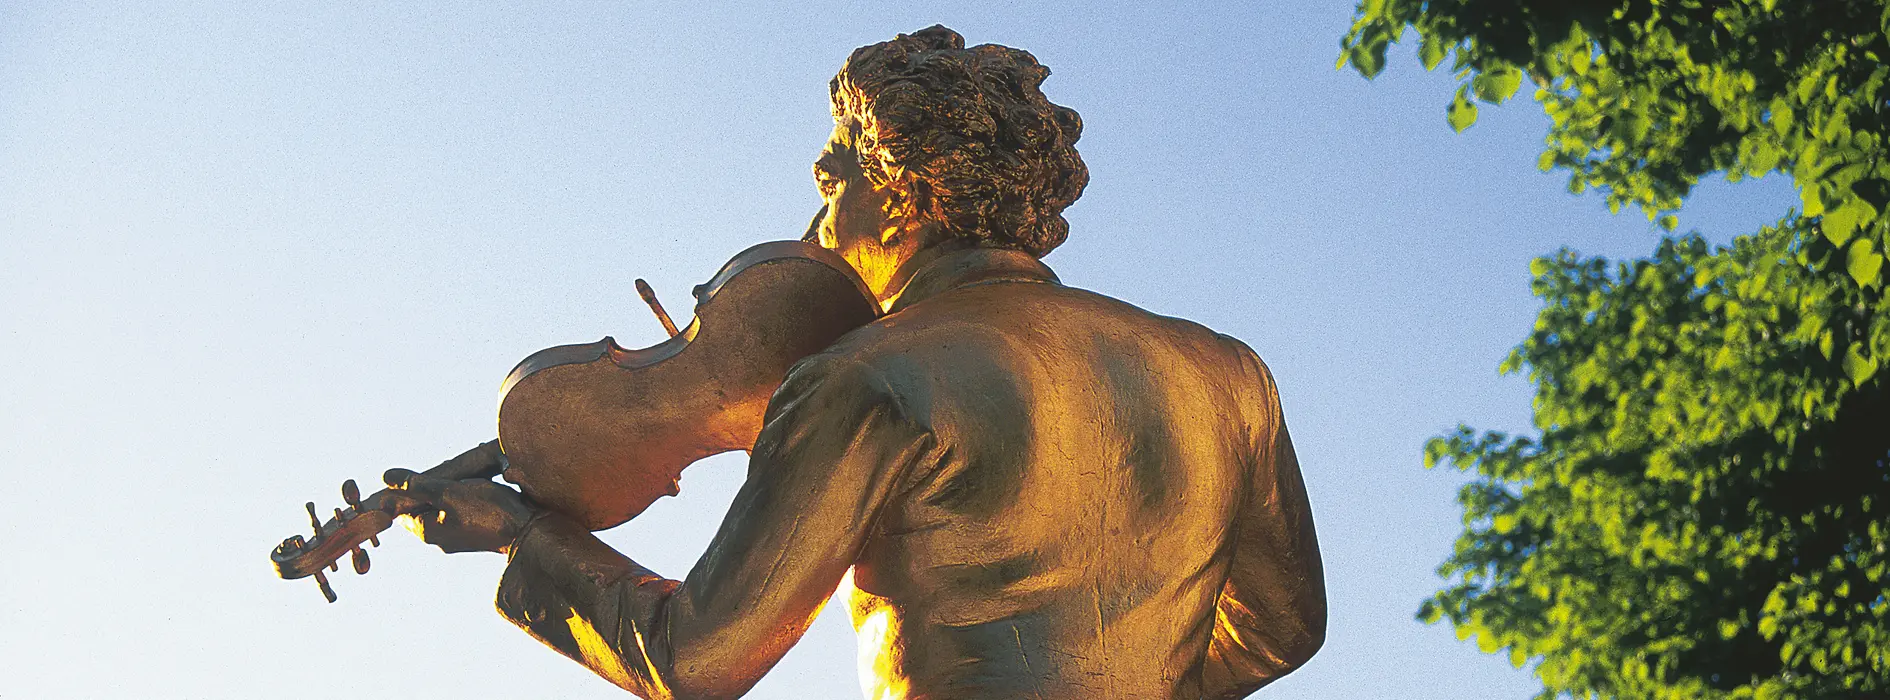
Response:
[384,26,1325,699]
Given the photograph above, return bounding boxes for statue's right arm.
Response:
[491,353,933,699]
[1198,349,1328,698]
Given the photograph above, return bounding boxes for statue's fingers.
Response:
[386,470,454,509]
[383,467,418,489]
[430,440,506,481]
[395,511,448,546]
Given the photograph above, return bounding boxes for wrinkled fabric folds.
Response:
[496,246,1324,699]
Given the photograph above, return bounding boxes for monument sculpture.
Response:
[272,25,1326,699]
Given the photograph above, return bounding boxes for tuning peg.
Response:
[341,480,379,546]
[351,546,371,575]
[304,502,323,538]
[313,569,338,603]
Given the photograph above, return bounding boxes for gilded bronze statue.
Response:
[274,25,1325,699]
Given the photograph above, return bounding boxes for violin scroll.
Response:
[270,440,506,602]
[270,479,416,603]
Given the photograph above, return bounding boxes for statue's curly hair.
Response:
[830,25,1088,258]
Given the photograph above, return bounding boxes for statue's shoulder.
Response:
[848,279,1254,368]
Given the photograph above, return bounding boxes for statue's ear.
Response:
[880,178,933,245]
[877,183,915,245]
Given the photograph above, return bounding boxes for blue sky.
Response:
[0,2,1798,698]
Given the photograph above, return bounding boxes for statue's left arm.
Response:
[494,354,933,699]
[1198,346,1328,698]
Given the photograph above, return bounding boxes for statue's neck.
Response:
[880,237,977,311]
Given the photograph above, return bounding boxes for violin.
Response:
[270,240,880,602]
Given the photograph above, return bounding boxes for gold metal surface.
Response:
[497,241,879,530]
[269,440,506,602]
[325,24,1327,699]
[495,246,1326,698]
[636,278,681,337]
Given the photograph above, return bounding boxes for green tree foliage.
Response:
[1338,0,1890,696]
[1340,0,1889,282]
[1420,225,1889,697]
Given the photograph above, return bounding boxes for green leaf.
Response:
[1493,513,1519,533]
[1344,28,1390,79]
[1770,97,1794,136]
[1570,46,1591,75]
[1449,86,1480,132]
[1821,199,1870,247]
[1846,238,1884,286]
[1474,66,1524,104]
[1747,142,1781,176]
[1352,45,1385,79]
[1476,631,1500,653]
[1802,184,1827,217]
[1795,75,1815,105]
[1843,343,1877,385]
[1419,33,1448,71]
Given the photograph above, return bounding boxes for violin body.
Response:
[497,240,879,530]
[271,240,878,600]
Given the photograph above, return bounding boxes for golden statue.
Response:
[307,25,1325,699]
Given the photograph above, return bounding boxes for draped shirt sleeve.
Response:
[494,352,935,700]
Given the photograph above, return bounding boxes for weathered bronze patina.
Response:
[294,24,1327,699]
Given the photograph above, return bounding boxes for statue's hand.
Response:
[383,467,537,555]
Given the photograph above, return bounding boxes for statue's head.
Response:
[812,25,1088,301]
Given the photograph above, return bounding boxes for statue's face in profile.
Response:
[812,123,923,303]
